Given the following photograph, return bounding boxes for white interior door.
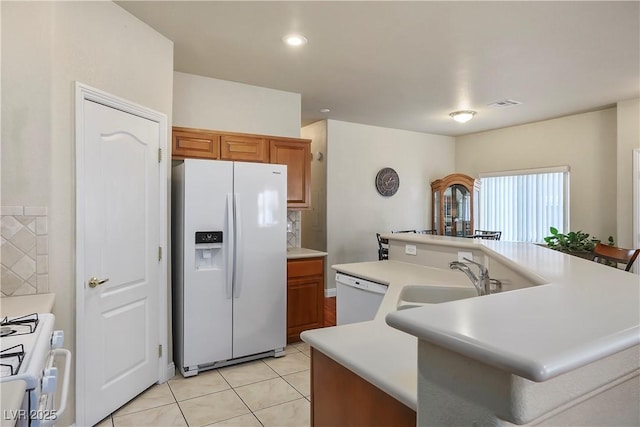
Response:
[77,94,162,426]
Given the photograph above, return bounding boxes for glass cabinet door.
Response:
[433,190,440,234]
[444,184,471,237]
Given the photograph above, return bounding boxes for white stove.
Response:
[0,313,70,426]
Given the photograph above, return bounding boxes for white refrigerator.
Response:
[172,159,287,377]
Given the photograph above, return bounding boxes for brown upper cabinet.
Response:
[269,139,311,209]
[220,134,269,163]
[172,127,220,160]
[172,126,312,209]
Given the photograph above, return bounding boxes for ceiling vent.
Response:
[488,99,522,108]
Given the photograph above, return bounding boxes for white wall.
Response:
[173,71,301,137]
[326,120,455,289]
[456,108,617,242]
[1,2,174,424]
[616,98,640,248]
[301,121,327,251]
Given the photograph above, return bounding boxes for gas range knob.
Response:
[42,374,57,394]
[51,330,64,348]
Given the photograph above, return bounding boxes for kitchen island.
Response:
[301,234,640,426]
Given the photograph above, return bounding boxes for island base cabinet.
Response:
[310,348,416,427]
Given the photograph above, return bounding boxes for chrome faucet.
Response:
[449,257,491,296]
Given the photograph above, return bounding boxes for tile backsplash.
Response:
[287,210,301,248]
[1,206,49,297]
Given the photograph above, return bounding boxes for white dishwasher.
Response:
[335,272,388,325]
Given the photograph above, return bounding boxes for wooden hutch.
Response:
[431,173,480,237]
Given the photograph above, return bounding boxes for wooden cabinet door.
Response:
[172,127,220,159]
[220,134,269,162]
[287,257,324,343]
[270,139,311,209]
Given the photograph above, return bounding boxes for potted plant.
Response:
[543,227,614,259]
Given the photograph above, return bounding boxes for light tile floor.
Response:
[94,342,311,427]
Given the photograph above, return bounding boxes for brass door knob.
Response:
[88,277,109,288]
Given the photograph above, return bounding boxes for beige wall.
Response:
[301,121,327,251]
[455,108,618,242]
[326,120,455,289]
[616,98,640,248]
[1,2,174,424]
[173,71,301,138]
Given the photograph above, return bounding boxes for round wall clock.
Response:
[375,167,400,197]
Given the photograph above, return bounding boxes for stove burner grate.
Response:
[0,326,16,337]
[0,313,39,336]
[0,343,25,377]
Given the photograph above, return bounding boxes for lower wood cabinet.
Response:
[287,257,324,343]
[311,348,416,427]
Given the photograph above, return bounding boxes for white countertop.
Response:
[302,260,473,408]
[286,247,328,259]
[384,235,640,382]
[301,320,418,410]
[0,293,56,317]
[329,260,472,321]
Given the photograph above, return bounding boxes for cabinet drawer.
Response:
[172,128,220,159]
[287,257,324,279]
[220,135,269,162]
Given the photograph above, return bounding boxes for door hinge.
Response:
[158,344,162,358]
[158,246,162,262]
[158,148,162,162]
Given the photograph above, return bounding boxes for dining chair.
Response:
[592,242,640,272]
[376,233,389,260]
[473,230,502,240]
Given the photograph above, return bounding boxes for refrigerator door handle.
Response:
[234,193,243,299]
[226,193,234,299]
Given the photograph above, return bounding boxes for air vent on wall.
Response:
[488,99,522,108]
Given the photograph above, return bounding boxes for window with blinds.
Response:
[479,167,570,243]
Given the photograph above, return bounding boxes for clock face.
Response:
[375,167,400,197]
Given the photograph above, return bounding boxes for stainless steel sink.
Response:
[396,285,478,310]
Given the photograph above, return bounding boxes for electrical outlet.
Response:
[458,251,473,262]
[405,245,417,256]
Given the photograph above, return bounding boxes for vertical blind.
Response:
[479,167,569,243]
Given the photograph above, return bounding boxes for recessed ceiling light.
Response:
[449,110,476,123]
[283,34,308,47]
[319,108,331,113]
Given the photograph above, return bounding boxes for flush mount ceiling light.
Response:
[283,34,308,47]
[449,110,476,123]
[319,108,331,113]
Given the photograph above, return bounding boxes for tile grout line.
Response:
[107,347,311,427]
[226,382,265,427]
[207,367,260,427]
[166,378,190,427]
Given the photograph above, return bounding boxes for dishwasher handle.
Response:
[335,273,388,295]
